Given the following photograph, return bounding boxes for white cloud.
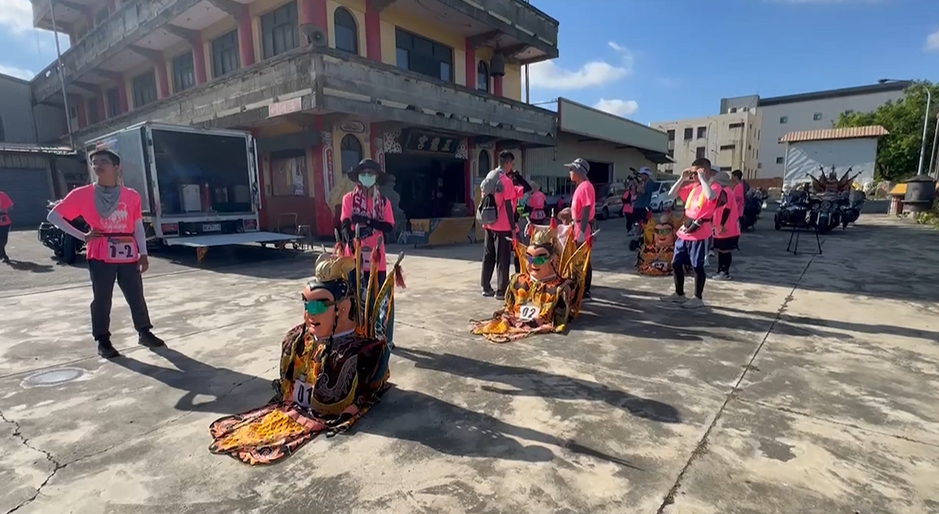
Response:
[0,0,35,34]
[926,28,939,52]
[0,63,34,80]
[594,98,639,118]
[524,41,636,91]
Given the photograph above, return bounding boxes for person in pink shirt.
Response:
[527,182,547,226]
[0,190,13,263]
[711,172,741,280]
[661,158,720,309]
[46,148,164,358]
[479,151,518,297]
[340,158,396,346]
[567,158,595,297]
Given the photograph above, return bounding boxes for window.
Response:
[728,122,744,129]
[106,87,120,117]
[395,28,453,82]
[696,147,706,159]
[477,149,490,177]
[720,144,735,150]
[0,116,5,142]
[68,105,78,120]
[683,127,693,140]
[132,70,158,108]
[334,7,358,54]
[666,129,675,141]
[813,112,822,121]
[758,162,762,169]
[262,1,299,59]
[340,134,363,175]
[86,98,99,125]
[775,156,784,164]
[271,152,307,196]
[212,30,240,78]
[172,51,196,93]
[729,107,737,113]
[477,61,489,92]
[779,116,788,124]
[696,126,707,139]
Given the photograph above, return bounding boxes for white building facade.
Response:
[720,81,910,180]
[650,110,761,178]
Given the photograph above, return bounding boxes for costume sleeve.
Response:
[370,198,395,234]
[720,206,731,226]
[131,190,143,223]
[503,177,518,202]
[52,188,82,220]
[134,218,148,256]
[340,193,353,221]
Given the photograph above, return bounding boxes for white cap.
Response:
[639,167,652,176]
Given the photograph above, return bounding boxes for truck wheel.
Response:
[62,235,78,264]
[601,206,609,220]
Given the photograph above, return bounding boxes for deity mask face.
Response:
[302,285,354,339]
[526,245,556,280]
[653,223,674,247]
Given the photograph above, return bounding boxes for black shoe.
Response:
[97,340,120,359]
[583,291,592,299]
[482,289,495,297]
[138,331,166,348]
[494,290,506,298]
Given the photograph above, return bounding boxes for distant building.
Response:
[650,109,761,178]
[720,81,910,180]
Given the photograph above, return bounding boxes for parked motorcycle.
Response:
[740,190,763,231]
[775,187,840,233]
[838,189,865,227]
[37,200,86,264]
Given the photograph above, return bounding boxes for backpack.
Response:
[476,168,504,225]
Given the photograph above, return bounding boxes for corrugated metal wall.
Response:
[0,153,55,228]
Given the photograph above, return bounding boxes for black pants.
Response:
[481,229,512,293]
[585,261,593,293]
[0,224,9,259]
[88,259,152,341]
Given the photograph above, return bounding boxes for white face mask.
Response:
[359,174,377,188]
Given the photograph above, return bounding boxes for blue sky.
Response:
[1,0,938,124]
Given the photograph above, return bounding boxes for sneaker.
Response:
[682,297,706,309]
[660,293,688,304]
[97,340,121,359]
[721,272,733,281]
[583,291,592,299]
[482,289,495,297]
[711,271,726,280]
[138,331,166,348]
[494,290,506,298]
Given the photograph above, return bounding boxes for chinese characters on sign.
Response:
[404,131,460,155]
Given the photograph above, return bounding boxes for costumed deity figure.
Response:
[636,208,685,276]
[809,166,861,194]
[208,249,405,465]
[471,220,590,343]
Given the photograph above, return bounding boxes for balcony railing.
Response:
[71,46,557,146]
[32,0,204,103]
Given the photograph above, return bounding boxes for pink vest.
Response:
[715,186,741,239]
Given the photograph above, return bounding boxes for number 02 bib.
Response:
[105,236,138,264]
[518,304,538,322]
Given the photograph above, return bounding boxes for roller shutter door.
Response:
[0,164,53,229]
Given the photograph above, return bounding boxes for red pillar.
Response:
[238,5,255,67]
[365,1,381,61]
[299,0,315,25]
[155,61,170,98]
[464,139,474,211]
[74,95,87,129]
[493,75,503,97]
[95,88,106,121]
[193,37,207,85]
[464,38,476,89]
[117,78,128,113]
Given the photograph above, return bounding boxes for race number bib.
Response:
[105,236,138,264]
[292,378,315,409]
[518,304,538,322]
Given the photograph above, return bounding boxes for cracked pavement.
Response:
[0,216,938,513]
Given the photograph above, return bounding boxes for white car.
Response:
[648,180,676,212]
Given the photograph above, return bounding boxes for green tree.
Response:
[835,80,939,182]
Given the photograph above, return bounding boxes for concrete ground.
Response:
[0,215,937,514]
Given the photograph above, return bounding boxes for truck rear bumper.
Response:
[162,232,298,248]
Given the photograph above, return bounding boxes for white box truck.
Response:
[84,122,299,261]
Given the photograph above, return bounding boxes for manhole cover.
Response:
[22,368,85,388]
